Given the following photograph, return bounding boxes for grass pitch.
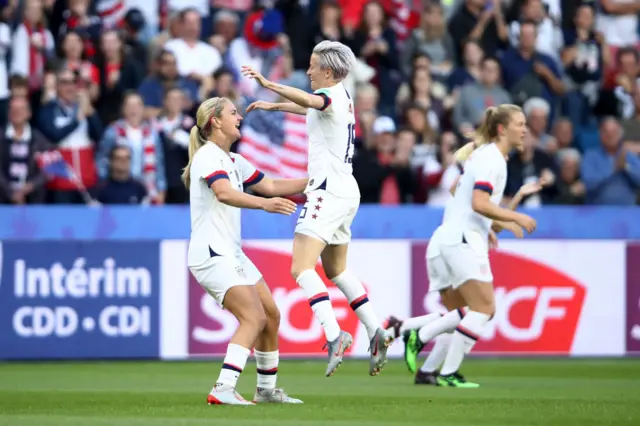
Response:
[0,359,639,426]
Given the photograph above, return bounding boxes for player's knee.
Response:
[266,307,281,332]
[245,310,267,333]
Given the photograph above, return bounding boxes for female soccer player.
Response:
[184,96,305,405]
[241,40,389,377]
[387,175,547,385]
[399,105,537,388]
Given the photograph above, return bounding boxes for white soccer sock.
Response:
[440,311,490,376]
[418,308,467,344]
[420,333,451,373]
[255,350,279,390]
[399,313,441,334]
[332,270,379,340]
[216,343,251,389]
[297,269,341,342]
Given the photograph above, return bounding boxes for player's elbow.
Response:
[215,187,234,204]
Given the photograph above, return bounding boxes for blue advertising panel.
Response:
[0,242,160,359]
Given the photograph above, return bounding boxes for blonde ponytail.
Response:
[181,97,228,189]
[454,104,523,166]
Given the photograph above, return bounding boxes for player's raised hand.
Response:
[514,213,537,234]
[263,197,297,215]
[246,101,277,113]
[241,65,270,88]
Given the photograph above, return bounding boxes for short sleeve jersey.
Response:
[187,142,264,266]
[305,82,360,197]
[437,143,507,249]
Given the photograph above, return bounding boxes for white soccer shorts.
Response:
[295,189,359,245]
[439,242,493,289]
[189,251,262,306]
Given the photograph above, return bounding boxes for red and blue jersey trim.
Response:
[205,170,229,186]
[244,170,264,187]
[315,93,332,111]
[473,181,494,194]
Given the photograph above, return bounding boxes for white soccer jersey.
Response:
[305,82,360,198]
[187,142,264,267]
[436,143,507,251]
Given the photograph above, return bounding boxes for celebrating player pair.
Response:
[184,41,388,406]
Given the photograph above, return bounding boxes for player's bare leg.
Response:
[252,281,303,404]
[291,233,352,377]
[322,244,388,376]
[436,280,494,388]
[414,289,472,385]
[208,286,265,406]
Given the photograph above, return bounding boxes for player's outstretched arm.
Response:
[241,65,325,110]
[251,176,308,197]
[211,179,296,215]
[246,101,307,116]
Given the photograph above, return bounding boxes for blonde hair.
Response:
[453,104,523,164]
[181,97,228,189]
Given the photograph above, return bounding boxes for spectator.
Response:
[402,1,455,78]
[95,29,145,125]
[57,0,102,60]
[139,50,199,120]
[621,86,640,154]
[0,96,51,204]
[509,0,563,62]
[208,9,240,60]
[581,117,640,205]
[447,39,484,91]
[11,0,55,114]
[59,31,100,102]
[397,67,448,134]
[96,145,148,205]
[351,1,400,116]
[501,21,565,115]
[164,8,222,85]
[309,0,350,59]
[505,130,558,207]
[608,48,640,118]
[121,8,150,73]
[523,97,556,151]
[157,87,192,204]
[453,56,512,130]
[352,116,416,203]
[38,68,102,204]
[552,147,585,204]
[98,92,166,204]
[448,0,508,62]
[551,117,575,155]
[561,3,608,127]
[402,103,436,146]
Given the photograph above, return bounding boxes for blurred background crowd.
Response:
[1,0,640,207]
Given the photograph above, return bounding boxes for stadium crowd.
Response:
[0,0,639,206]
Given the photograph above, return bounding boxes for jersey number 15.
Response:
[344,123,356,163]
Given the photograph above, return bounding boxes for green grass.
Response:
[0,359,639,426]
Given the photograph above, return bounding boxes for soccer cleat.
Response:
[207,383,255,405]
[415,370,440,385]
[369,328,389,376]
[253,388,304,404]
[403,329,424,374]
[437,372,480,388]
[382,316,403,343]
[323,330,353,377]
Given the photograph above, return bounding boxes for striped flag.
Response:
[239,107,308,179]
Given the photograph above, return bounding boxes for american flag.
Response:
[35,150,75,180]
[238,107,308,179]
